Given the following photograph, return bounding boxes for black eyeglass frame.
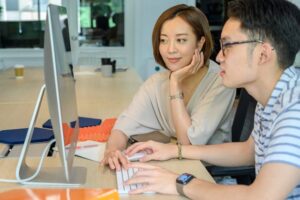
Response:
[219,40,263,57]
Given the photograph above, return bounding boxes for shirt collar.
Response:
[260,66,297,117]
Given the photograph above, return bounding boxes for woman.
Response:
[101,4,235,170]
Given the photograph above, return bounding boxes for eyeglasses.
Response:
[220,40,263,57]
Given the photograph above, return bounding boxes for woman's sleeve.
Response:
[187,79,236,145]
[113,77,162,137]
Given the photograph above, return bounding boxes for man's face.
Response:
[216,18,260,88]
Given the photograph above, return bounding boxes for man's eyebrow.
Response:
[220,36,231,42]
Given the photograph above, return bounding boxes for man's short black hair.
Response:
[228,0,300,69]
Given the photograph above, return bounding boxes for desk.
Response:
[0,67,144,157]
[0,67,214,199]
[0,157,214,199]
[0,67,142,129]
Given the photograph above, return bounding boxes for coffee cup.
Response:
[101,58,111,65]
[14,64,24,79]
[102,64,113,77]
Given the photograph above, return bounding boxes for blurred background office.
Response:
[0,0,299,80]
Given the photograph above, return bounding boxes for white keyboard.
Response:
[116,167,142,194]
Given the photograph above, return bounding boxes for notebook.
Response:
[42,116,102,129]
[69,140,106,162]
[0,128,54,145]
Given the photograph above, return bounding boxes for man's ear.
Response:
[197,37,205,51]
[258,43,274,64]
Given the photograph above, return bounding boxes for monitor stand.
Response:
[18,164,86,185]
[15,84,86,185]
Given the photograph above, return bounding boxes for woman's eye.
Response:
[177,38,187,43]
[160,38,167,44]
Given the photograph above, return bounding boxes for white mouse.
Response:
[126,151,146,161]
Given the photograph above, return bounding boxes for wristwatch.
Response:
[176,173,195,197]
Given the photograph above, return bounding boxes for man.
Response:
[123,0,300,199]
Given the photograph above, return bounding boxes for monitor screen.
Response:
[16,4,86,185]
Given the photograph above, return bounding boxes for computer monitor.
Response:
[15,4,86,185]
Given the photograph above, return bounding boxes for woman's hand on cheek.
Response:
[170,50,204,83]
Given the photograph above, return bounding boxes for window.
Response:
[0,0,53,48]
[196,0,225,60]
[79,0,124,47]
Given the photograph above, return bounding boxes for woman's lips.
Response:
[167,57,180,63]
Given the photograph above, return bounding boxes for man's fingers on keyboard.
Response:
[125,175,147,186]
[128,162,158,170]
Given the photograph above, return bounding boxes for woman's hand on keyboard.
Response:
[101,149,129,170]
[125,140,177,162]
[125,162,178,195]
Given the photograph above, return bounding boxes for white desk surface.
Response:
[0,67,214,199]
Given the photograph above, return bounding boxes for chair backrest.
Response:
[231,89,257,142]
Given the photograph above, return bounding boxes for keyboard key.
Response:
[116,167,139,194]
[116,167,155,194]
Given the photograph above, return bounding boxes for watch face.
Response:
[176,173,194,185]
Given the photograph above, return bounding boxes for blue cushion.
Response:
[0,128,54,145]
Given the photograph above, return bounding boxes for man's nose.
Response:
[216,49,224,63]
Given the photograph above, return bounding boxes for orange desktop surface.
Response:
[0,188,119,200]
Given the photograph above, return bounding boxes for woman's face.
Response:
[159,16,200,72]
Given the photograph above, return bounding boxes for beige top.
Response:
[114,60,236,144]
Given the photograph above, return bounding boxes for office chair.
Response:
[206,88,257,185]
